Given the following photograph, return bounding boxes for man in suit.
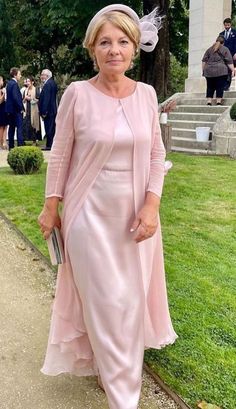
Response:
[219,18,236,90]
[5,67,24,150]
[38,69,58,150]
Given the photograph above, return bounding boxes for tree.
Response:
[4,0,142,82]
[169,0,189,66]
[0,0,16,77]
[139,0,170,99]
[3,0,190,93]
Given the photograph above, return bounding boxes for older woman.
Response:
[38,4,177,409]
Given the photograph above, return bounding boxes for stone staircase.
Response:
[168,90,236,154]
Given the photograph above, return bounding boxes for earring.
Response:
[93,57,99,71]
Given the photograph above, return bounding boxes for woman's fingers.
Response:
[133,223,155,243]
[38,212,61,240]
[43,230,51,240]
[130,218,140,233]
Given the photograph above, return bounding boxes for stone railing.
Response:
[213,107,236,159]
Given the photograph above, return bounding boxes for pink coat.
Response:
[42,81,177,376]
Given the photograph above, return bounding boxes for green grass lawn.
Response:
[0,163,48,257]
[0,153,236,409]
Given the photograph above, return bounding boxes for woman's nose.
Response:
[109,42,120,54]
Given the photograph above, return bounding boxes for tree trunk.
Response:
[139,0,170,100]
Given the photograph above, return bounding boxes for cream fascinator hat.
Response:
[86,4,163,52]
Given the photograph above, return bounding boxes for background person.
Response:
[38,5,177,409]
[0,76,8,149]
[38,69,58,150]
[23,77,41,145]
[20,78,28,96]
[219,17,236,90]
[202,36,234,105]
[5,67,24,150]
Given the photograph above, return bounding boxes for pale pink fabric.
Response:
[41,81,177,407]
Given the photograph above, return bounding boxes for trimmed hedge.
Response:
[230,102,236,121]
[7,146,44,174]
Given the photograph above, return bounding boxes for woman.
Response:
[23,77,41,144]
[0,76,8,149]
[38,5,177,409]
[202,36,234,105]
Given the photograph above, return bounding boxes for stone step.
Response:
[171,136,212,150]
[166,90,236,155]
[168,119,215,129]
[180,91,236,98]
[171,128,205,139]
[175,105,227,113]
[178,98,235,106]
[169,112,220,122]
[171,146,216,155]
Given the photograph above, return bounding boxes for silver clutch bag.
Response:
[47,227,65,265]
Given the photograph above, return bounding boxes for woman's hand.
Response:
[130,204,159,243]
[130,192,160,243]
[38,198,61,240]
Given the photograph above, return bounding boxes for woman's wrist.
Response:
[44,197,60,212]
[145,191,160,211]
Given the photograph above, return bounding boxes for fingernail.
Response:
[130,228,135,232]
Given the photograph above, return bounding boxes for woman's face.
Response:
[26,78,32,87]
[93,21,135,75]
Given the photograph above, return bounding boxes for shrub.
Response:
[7,146,44,174]
[169,54,188,95]
[229,102,236,121]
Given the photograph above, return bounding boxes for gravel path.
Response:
[0,151,181,409]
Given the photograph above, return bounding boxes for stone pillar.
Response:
[185,0,232,92]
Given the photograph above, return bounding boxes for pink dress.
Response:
[41,82,177,409]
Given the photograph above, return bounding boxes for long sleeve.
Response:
[45,83,77,198]
[39,86,50,116]
[13,83,24,112]
[202,48,210,63]
[146,87,166,198]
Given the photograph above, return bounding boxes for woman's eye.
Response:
[100,40,109,46]
[120,40,129,45]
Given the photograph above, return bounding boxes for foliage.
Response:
[0,153,236,408]
[3,0,190,90]
[0,0,16,77]
[140,0,170,98]
[4,0,141,82]
[3,1,235,95]
[7,146,44,174]
[169,0,189,65]
[229,102,236,121]
[169,54,187,95]
[232,0,236,26]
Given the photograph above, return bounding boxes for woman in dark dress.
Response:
[0,76,8,149]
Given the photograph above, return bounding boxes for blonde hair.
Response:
[83,11,141,58]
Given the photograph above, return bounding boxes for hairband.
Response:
[86,4,164,52]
